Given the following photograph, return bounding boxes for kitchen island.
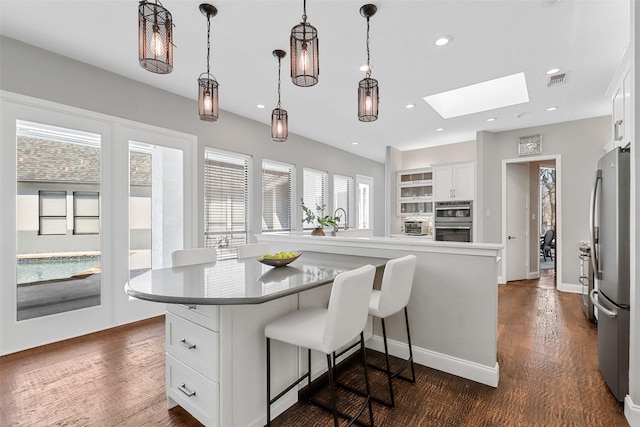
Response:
[126,252,389,427]
[257,233,503,388]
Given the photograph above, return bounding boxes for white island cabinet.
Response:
[165,304,220,426]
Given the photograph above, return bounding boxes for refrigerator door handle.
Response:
[589,289,617,318]
[589,170,602,279]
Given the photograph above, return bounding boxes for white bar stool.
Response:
[171,248,217,267]
[367,254,417,408]
[265,264,376,427]
[237,243,270,259]
[333,254,417,408]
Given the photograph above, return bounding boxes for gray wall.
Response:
[0,36,386,242]
[400,140,476,168]
[478,116,610,287]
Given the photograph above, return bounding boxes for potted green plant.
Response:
[301,199,342,236]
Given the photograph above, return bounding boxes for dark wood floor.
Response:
[0,270,629,426]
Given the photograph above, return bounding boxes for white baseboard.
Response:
[625,394,640,427]
[558,282,582,294]
[366,335,499,388]
[527,271,540,279]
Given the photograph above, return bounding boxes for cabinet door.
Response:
[452,163,475,200]
[622,70,630,146]
[433,166,453,201]
[612,85,624,146]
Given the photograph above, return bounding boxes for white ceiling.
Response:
[0,0,630,163]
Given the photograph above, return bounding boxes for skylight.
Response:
[423,72,529,119]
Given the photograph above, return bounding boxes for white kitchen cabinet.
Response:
[608,50,630,149]
[166,304,220,427]
[433,162,475,201]
[397,168,433,216]
[611,70,630,147]
[163,299,299,427]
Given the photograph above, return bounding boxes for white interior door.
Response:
[506,163,529,282]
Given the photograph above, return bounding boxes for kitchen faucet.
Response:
[333,208,348,230]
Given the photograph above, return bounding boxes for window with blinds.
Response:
[333,174,352,229]
[39,191,67,235]
[262,160,293,233]
[204,148,249,260]
[302,168,327,230]
[73,191,100,234]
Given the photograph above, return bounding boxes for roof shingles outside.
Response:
[17,137,151,186]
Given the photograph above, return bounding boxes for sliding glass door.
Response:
[1,93,196,354]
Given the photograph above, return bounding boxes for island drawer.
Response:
[166,354,219,427]
[166,312,219,381]
[166,303,219,331]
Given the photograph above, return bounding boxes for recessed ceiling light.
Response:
[546,68,560,75]
[436,128,445,132]
[434,35,453,47]
[352,142,359,145]
[486,117,497,122]
[423,72,529,119]
[405,103,416,109]
[546,106,558,111]
[256,104,265,109]
[360,64,369,72]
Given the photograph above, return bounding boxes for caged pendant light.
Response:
[197,3,219,122]
[358,4,379,122]
[290,0,319,87]
[138,0,174,74]
[271,50,289,142]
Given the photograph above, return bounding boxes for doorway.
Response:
[502,155,561,286]
[539,164,556,274]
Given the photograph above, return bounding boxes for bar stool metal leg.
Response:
[267,339,312,427]
[266,337,271,427]
[326,354,340,427]
[380,318,396,408]
[404,307,416,383]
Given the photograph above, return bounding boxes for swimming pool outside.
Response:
[17,255,101,285]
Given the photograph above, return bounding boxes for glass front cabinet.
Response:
[397,168,434,216]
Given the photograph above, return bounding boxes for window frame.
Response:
[333,174,353,229]
[302,167,328,230]
[38,190,67,235]
[73,191,100,235]
[262,159,295,233]
[204,147,251,260]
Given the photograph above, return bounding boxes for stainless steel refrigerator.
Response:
[589,146,630,402]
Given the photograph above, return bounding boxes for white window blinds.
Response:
[204,148,249,260]
[302,168,327,230]
[262,160,293,233]
[39,191,67,235]
[73,191,100,234]
[333,174,352,229]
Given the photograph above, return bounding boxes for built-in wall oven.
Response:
[435,201,473,242]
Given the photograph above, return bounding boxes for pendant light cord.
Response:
[277,57,282,108]
[366,16,371,78]
[302,0,307,22]
[206,14,211,75]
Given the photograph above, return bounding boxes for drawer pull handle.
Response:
[180,338,196,350]
[180,304,197,310]
[179,383,196,397]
